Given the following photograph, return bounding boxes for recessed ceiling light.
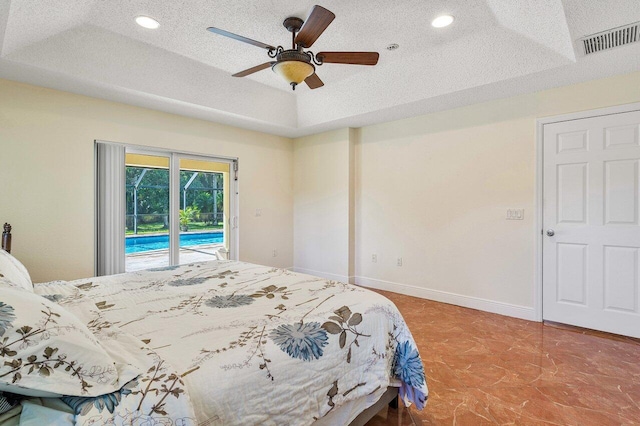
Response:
[135,16,160,29]
[431,15,454,28]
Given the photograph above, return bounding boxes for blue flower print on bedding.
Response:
[169,277,209,287]
[41,294,64,303]
[393,341,424,387]
[0,302,16,336]
[62,378,137,416]
[393,340,427,410]
[205,294,254,308]
[270,322,328,361]
[147,265,182,272]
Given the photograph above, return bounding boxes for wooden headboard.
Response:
[2,223,11,253]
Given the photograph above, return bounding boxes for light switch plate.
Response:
[506,209,524,220]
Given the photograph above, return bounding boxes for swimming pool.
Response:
[125,232,224,254]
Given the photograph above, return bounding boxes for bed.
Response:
[0,224,428,425]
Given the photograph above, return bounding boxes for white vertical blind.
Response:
[169,153,180,266]
[96,142,126,276]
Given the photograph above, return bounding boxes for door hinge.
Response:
[233,161,238,181]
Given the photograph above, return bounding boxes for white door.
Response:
[543,109,640,338]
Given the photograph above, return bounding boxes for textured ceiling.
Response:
[0,0,639,137]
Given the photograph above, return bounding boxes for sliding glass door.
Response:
[124,152,171,271]
[121,148,237,272]
[177,157,231,265]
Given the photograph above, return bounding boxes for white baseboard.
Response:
[292,267,350,283]
[354,276,537,321]
[289,267,537,321]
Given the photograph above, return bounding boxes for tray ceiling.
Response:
[0,0,639,137]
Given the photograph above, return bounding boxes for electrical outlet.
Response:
[256,208,262,217]
[272,249,277,257]
[372,254,377,263]
[397,257,403,266]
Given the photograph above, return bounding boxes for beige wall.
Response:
[0,79,294,282]
[293,129,352,281]
[356,112,536,312]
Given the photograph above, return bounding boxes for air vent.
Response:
[580,21,639,55]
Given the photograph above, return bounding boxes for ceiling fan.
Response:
[206,5,379,90]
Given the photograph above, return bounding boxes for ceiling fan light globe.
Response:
[272,60,315,85]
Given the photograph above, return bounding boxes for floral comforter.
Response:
[36,260,428,425]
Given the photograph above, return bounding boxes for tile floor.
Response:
[366,291,640,425]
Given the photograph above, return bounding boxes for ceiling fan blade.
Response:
[295,5,335,48]
[232,62,275,77]
[305,73,324,89]
[317,51,379,65]
[207,27,275,51]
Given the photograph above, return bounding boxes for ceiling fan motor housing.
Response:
[275,49,313,65]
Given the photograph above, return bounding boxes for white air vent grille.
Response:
[580,21,639,55]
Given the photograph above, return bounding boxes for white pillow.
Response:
[0,286,139,397]
[0,250,32,292]
[0,277,25,292]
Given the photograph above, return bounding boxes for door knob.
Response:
[546,229,555,237]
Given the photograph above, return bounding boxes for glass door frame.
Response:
[173,152,238,264]
[126,146,239,265]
